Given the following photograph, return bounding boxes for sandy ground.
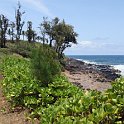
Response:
[64,70,112,91]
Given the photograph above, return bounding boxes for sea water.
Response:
[67,55,124,76]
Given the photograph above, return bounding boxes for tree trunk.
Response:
[49,39,52,47]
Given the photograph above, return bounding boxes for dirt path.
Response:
[0,74,39,124]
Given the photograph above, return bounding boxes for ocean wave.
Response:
[113,65,124,76]
[76,59,124,76]
[77,59,97,65]
[77,59,124,76]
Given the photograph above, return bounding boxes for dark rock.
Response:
[65,58,121,83]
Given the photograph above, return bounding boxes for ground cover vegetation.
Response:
[0,2,124,124]
[1,55,124,123]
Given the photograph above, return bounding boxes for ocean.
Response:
[67,55,124,75]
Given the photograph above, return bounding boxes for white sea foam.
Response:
[77,59,83,61]
[113,65,124,76]
[83,60,97,65]
[76,59,124,76]
[77,59,97,65]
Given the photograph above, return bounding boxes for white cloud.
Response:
[80,41,93,47]
[79,40,101,48]
[18,0,54,17]
[65,40,123,55]
[79,40,113,48]
[13,0,54,18]
[93,37,110,41]
[71,40,99,49]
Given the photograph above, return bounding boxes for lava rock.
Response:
[65,58,121,83]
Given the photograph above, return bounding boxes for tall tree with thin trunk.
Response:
[26,21,36,42]
[8,22,15,42]
[40,17,59,47]
[0,14,8,48]
[32,30,37,42]
[22,30,25,41]
[15,1,25,42]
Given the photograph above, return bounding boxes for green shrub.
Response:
[2,57,39,105]
[0,48,11,55]
[0,48,11,71]
[9,41,35,57]
[31,45,61,86]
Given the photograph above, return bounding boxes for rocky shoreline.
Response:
[64,58,121,91]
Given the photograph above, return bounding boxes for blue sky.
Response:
[0,0,124,55]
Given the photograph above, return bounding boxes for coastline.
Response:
[64,58,121,91]
[113,65,124,76]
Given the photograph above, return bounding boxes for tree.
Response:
[31,45,61,86]
[26,21,36,42]
[22,30,25,41]
[36,36,42,42]
[15,1,25,42]
[0,14,8,48]
[40,17,78,58]
[40,17,59,47]
[53,20,78,58]
[38,26,46,44]
[8,28,11,40]
[8,22,15,42]
[26,21,33,42]
[32,31,37,42]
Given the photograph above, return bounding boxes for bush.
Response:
[0,48,11,71]
[31,45,61,86]
[1,57,39,105]
[8,41,35,57]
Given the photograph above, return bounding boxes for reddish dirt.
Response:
[0,74,39,124]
